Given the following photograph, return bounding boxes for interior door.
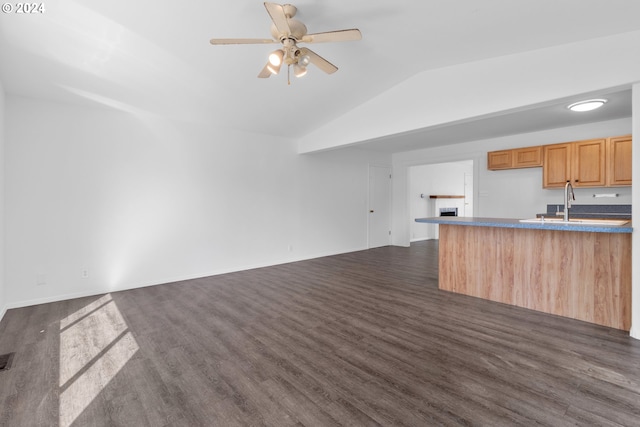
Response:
[368,165,392,248]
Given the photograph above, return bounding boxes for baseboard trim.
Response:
[5,246,369,311]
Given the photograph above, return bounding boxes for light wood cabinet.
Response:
[487,150,512,170]
[542,143,571,188]
[492,134,631,188]
[572,138,606,187]
[607,135,632,186]
[514,146,543,168]
[488,146,542,170]
[543,137,626,188]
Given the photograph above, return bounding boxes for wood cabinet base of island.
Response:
[438,224,631,331]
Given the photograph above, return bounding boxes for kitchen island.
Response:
[415,217,633,330]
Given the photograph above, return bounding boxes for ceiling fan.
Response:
[209,2,362,81]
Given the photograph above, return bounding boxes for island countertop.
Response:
[415,216,633,233]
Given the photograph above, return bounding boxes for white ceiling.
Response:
[1,1,639,152]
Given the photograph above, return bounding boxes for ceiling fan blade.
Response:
[301,29,362,43]
[300,48,338,74]
[264,2,291,35]
[258,63,272,78]
[210,38,276,45]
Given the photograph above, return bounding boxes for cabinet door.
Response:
[607,135,632,186]
[543,143,571,188]
[487,150,512,170]
[513,146,542,168]
[572,138,606,187]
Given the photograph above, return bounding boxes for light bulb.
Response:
[268,50,283,67]
[298,55,310,66]
[267,50,284,74]
[294,63,307,78]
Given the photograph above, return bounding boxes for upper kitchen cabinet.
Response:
[572,138,607,187]
[488,146,542,170]
[487,150,512,170]
[543,143,572,187]
[543,138,609,188]
[491,134,631,188]
[607,135,632,186]
[514,146,543,168]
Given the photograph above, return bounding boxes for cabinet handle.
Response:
[369,210,374,213]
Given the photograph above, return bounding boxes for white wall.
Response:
[0,79,5,320]
[4,95,390,308]
[393,118,632,247]
[409,161,473,241]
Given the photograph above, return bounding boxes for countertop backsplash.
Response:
[539,204,631,219]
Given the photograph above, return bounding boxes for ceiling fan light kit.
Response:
[209,2,362,83]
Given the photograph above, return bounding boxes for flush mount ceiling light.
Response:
[567,99,608,112]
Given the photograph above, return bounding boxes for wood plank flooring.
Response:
[1,240,640,426]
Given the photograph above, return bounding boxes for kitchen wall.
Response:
[4,95,390,308]
[0,80,5,319]
[392,117,632,246]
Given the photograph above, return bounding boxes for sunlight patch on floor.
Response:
[59,294,139,427]
[59,294,113,330]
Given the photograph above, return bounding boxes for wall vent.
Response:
[0,353,15,372]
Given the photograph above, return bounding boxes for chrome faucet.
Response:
[563,181,575,221]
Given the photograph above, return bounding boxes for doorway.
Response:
[409,160,474,241]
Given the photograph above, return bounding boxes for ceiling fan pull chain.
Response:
[288,64,291,85]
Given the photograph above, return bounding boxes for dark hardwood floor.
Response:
[1,240,640,426]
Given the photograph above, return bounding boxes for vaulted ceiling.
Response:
[1,1,639,152]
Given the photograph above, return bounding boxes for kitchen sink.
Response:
[518,218,630,226]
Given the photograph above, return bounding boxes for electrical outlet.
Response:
[81,269,89,279]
